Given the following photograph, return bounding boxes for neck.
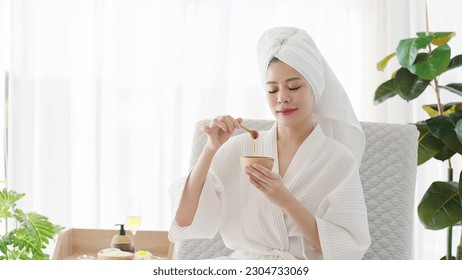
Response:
[276,121,315,146]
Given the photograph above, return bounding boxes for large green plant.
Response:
[0,186,63,259]
[375,31,462,259]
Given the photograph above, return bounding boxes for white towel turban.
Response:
[257,27,365,164]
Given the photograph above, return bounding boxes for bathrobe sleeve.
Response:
[168,133,249,244]
[168,171,223,242]
[306,154,371,260]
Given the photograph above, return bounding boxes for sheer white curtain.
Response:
[2,0,461,259]
[0,0,8,184]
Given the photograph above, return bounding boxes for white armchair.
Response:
[173,120,419,260]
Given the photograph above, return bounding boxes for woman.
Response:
[169,27,370,260]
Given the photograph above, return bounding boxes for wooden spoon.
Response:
[240,124,259,139]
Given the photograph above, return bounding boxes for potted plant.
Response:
[0,185,63,260]
[375,28,462,259]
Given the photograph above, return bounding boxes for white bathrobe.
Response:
[169,123,371,260]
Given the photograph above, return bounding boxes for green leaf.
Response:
[417,32,456,46]
[432,113,462,161]
[16,211,64,248]
[7,228,39,254]
[422,104,439,117]
[397,36,433,67]
[408,44,451,80]
[433,146,456,161]
[440,83,462,97]
[0,188,25,206]
[431,32,456,46]
[416,32,427,38]
[447,54,462,71]
[0,203,12,218]
[395,68,430,101]
[422,102,462,117]
[418,181,462,230]
[377,53,396,71]
[416,122,445,165]
[374,78,399,104]
[426,112,462,155]
[0,189,25,219]
[456,119,462,144]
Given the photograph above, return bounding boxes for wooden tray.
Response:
[52,228,174,260]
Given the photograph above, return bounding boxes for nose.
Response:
[277,90,291,104]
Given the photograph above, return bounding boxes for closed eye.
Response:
[289,86,301,91]
[268,89,278,94]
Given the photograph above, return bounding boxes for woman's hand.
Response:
[202,115,242,152]
[246,163,322,251]
[244,164,293,208]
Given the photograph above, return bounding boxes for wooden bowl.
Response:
[240,156,274,170]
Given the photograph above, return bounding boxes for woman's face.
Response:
[265,60,315,128]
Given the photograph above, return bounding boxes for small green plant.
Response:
[0,186,63,260]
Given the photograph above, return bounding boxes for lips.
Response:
[277,108,297,115]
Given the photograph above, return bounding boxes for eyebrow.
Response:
[266,77,302,84]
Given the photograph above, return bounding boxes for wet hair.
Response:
[268,57,280,67]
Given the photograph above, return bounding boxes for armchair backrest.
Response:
[175,120,418,260]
